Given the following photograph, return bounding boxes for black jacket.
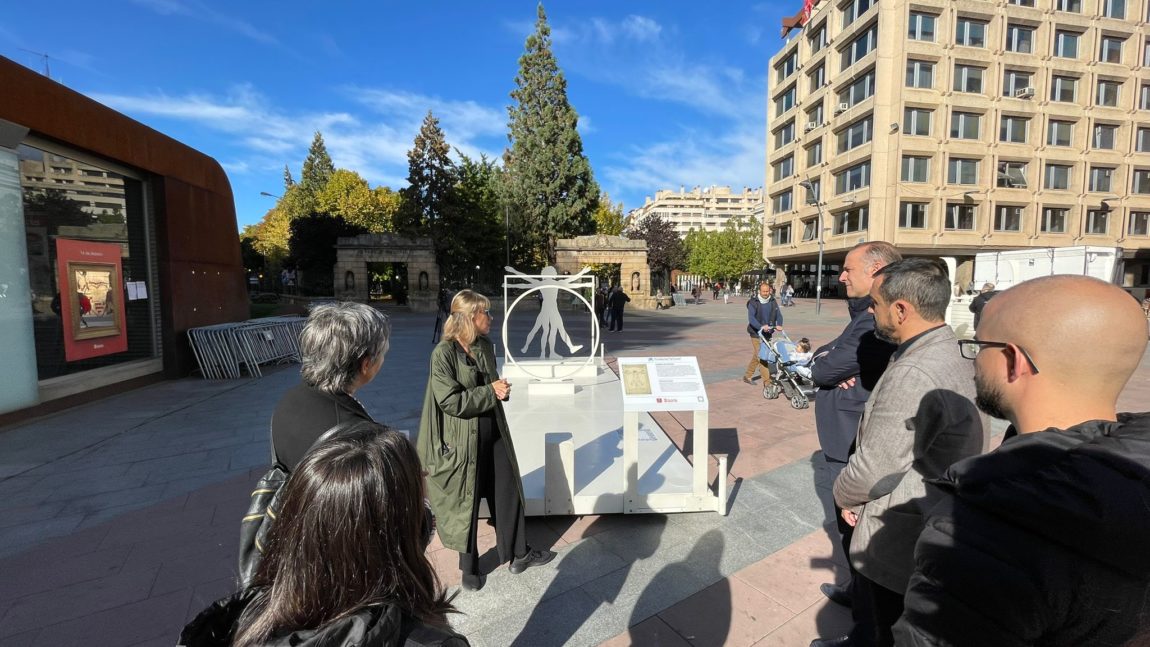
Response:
[746,296,782,336]
[608,290,630,310]
[179,589,469,647]
[894,413,1150,646]
[968,290,998,329]
[270,383,373,470]
[810,297,896,462]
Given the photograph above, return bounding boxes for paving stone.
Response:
[32,587,192,647]
[0,565,160,637]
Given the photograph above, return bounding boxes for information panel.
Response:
[617,356,708,412]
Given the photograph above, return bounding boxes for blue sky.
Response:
[2,1,793,227]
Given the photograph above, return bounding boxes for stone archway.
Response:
[554,235,654,309]
[334,234,439,312]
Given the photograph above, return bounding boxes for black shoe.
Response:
[820,582,852,608]
[742,377,755,385]
[461,573,486,591]
[809,637,853,647]
[508,548,556,574]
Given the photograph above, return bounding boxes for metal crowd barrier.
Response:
[187,315,306,379]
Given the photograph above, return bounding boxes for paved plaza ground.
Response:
[1,295,1147,646]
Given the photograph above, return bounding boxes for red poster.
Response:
[55,239,128,361]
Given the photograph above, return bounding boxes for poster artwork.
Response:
[55,239,128,361]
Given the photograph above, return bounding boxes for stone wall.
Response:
[334,234,439,312]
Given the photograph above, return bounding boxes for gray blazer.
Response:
[832,325,989,594]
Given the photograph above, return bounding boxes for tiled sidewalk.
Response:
[1,296,1145,646]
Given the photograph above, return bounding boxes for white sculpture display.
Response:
[501,266,599,385]
[508,266,584,359]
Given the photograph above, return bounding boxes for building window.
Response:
[904,107,932,135]
[956,18,987,47]
[1134,169,1150,194]
[1054,31,1080,58]
[840,69,876,106]
[1130,212,1150,235]
[842,0,876,28]
[834,205,869,234]
[1090,167,1115,192]
[1141,85,1150,110]
[773,155,795,182]
[1045,164,1073,190]
[906,59,934,89]
[1143,40,1150,66]
[899,202,928,228]
[951,111,982,140]
[1048,120,1074,146]
[1102,0,1126,19]
[1094,124,1118,149]
[771,224,792,246]
[908,12,936,41]
[948,157,980,185]
[1051,76,1078,102]
[953,64,985,93]
[776,51,798,84]
[838,117,873,152]
[835,161,872,194]
[902,156,931,182]
[1003,70,1033,97]
[1006,24,1034,53]
[1041,207,1068,233]
[945,203,977,230]
[995,205,1024,231]
[1100,36,1124,64]
[1097,80,1121,107]
[776,120,796,148]
[810,24,828,53]
[1056,0,1082,11]
[807,140,824,166]
[842,24,879,71]
[1008,0,1035,5]
[1136,127,1150,152]
[1085,209,1110,235]
[803,179,822,203]
[772,190,794,214]
[1000,116,1029,143]
[998,161,1029,188]
[807,102,825,127]
[776,85,797,114]
[802,218,818,241]
[810,63,826,92]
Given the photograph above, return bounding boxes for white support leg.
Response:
[544,438,575,515]
[692,409,709,496]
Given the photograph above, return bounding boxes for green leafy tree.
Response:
[592,193,624,235]
[300,131,335,194]
[317,169,399,233]
[451,153,507,286]
[395,111,456,239]
[625,213,685,292]
[23,189,92,231]
[503,3,599,266]
[287,213,367,295]
[684,216,764,284]
[283,164,295,190]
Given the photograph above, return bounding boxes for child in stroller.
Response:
[758,330,819,409]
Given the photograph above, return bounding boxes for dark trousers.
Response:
[849,575,904,647]
[826,454,874,641]
[459,422,527,576]
[609,307,624,331]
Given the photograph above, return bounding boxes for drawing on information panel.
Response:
[621,364,653,395]
[506,266,586,359]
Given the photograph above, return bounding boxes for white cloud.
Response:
[577,114,594,135]
[621,16,661,42]
[129,0,278,45]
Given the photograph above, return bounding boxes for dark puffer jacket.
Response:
[894,413,1150,646]
[179,589,469,647]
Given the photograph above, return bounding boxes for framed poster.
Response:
[55,239,128,361]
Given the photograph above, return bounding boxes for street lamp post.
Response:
[798,180,827,316]
[259,191,281,199]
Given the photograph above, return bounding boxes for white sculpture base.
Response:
[502,358,600,380]
[527,381,577,396]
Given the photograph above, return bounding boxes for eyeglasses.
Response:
[956,339,1040,374]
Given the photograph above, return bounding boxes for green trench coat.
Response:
[416,337,525,553]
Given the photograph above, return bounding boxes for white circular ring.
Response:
[502,284,599,382]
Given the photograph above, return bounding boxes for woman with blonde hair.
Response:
[417,290,555,591]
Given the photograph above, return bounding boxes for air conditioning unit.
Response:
[835,102,850,114]
[1015,86,1035,98]
[804,122,818,132]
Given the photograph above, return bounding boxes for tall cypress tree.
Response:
[396,111,456,241]
[504,3,599,266]
[300,131,335,193]
[282,164,296,190]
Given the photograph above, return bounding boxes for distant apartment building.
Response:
[765,0,1150,296]
[629,185,764,237]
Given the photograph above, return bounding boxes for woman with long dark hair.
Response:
[180,423,467,647]
[417,290,555,592]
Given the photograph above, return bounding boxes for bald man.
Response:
[894,275,1150,646]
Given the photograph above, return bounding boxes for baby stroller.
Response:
[758,330,818,409]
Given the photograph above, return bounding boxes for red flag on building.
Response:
[801,0,814,25]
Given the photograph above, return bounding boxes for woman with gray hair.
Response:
[271,302,391,471]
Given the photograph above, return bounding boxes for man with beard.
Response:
[815,259,989,647]
[893,276,1150,646]
[810,242,901,619]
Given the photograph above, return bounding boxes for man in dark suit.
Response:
[809,241,901,627]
